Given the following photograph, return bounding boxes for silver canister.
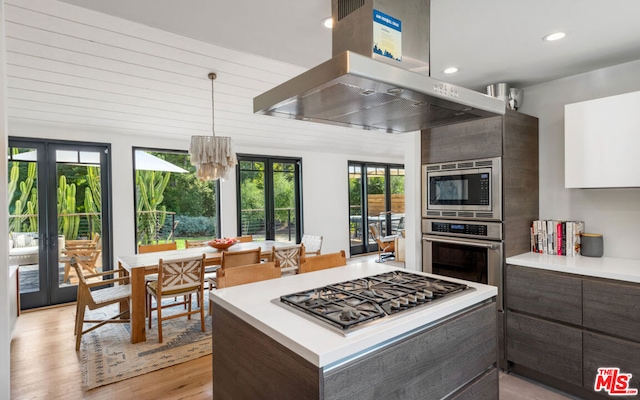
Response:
[487,83,524,110]
[487,83,510,103]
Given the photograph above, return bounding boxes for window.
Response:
[236,155,302,242]
[133,148,220,250]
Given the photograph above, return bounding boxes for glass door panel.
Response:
[390,167,405,235]
[8,147,43,304]
[349,162,405,256]
[366,166,387,251]
[348,165,363,249]
[238,160,266,241]
[273,162,297,242]
[56,149,103,290]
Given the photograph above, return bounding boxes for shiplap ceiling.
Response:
[3,0,405,158]
[6,0,640,158]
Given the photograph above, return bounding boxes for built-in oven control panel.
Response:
[431,221,488,236]
[423,219,503,241]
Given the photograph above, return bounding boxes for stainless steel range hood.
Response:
[253,0,505,133]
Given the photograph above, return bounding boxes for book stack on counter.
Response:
[530,220,585,256]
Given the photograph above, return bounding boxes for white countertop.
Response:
[506,252,640,283]
[210,260,497,368]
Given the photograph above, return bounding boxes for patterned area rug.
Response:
[80,299,211,391]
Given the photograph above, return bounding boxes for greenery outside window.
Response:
[133,148,220,250]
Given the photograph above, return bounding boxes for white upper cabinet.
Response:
[565,91,640,188]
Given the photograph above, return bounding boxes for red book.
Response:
[556,222,563,256]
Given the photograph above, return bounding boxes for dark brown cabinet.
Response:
[445,368,498,400]
[583,332,640,393]
[583,279,640,342]
[506,264,640,400]
[506,264,582,325]
[507,312,582,386]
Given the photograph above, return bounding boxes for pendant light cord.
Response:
[208,72,217,137]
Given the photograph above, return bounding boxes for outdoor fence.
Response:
[240,207,296,241]
[8,212,101,240]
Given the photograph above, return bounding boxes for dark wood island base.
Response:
[212,300,498,400]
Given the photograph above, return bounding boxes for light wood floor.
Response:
[11,291,575,399]
[11,304,212,399]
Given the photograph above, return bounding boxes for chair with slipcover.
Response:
[301,234,323,256]
[271,244,305,275]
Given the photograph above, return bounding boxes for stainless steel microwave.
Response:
[422,157,502,220]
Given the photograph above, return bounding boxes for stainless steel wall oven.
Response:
[422,219,503,311]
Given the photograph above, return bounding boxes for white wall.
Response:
[1,0,12,396]
[520,59,640,259]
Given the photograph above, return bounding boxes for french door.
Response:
[236,155,302,243]
[7,138,111,309]
[349,162,405,256]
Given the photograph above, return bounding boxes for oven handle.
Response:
[423,236,499,250]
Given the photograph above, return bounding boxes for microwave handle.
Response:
[423,236,499,250]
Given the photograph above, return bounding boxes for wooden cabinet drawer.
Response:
[506,265,582,325]
[583,279,640,342]
[446,368,498,400]
[507,312,582,386]
[583,332,640,394]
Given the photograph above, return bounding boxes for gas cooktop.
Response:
[279,270,473,334]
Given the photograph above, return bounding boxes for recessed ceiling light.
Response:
[322,17,333,29]
[543,31,566,41]
[444,67,459,74]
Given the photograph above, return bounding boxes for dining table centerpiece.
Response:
[207,237,238,251]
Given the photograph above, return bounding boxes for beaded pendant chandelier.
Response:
[189,73,237,181]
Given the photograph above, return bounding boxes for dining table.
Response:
[117,240,292,343]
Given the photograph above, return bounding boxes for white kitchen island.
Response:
[210,260,498,400]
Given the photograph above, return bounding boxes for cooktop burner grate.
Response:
[280,270,472,332]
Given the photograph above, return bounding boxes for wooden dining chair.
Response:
[71,257,131,351]
[216,261,281,289]
[138,242,178,254]
[271,244,305,274]
[298,250,347,274]
[206,247,262,289]
[236,235,253,243]
[220,247,262,269]
[185,240,217,292]
[146,254,206,343]
[185,240,209,248]
[137,242,179,286]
